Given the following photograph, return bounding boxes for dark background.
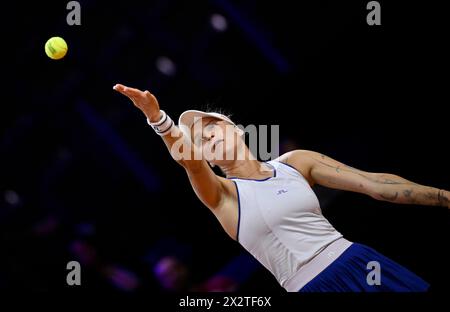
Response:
[1,0,449,297]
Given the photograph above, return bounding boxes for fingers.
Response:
[124,87,144,98]
[112,83,124,91]
[113,84,153,100]
[113,84,130,98]
[113,85,139,106]
[113,84,140,94]
[113,83,160,119]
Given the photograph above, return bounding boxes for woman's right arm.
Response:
[113,84,226,210]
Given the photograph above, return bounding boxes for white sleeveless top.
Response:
[231,160,352,291]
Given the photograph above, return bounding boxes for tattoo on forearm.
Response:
[438,189,449,207]
[316,155,449,207]
[403,189,412,198]
[402,188,448,207]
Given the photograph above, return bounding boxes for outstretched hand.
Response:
[113,84,161,122]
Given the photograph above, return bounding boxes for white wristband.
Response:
[147,110,174,136]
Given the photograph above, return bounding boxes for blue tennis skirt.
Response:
[300,243,429,292]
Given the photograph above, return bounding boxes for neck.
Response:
[216,143,273,179]
[221,159,273,179]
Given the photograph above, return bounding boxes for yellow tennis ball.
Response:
[45,37,68,60]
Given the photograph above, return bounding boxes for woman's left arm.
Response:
[282,150,450,209]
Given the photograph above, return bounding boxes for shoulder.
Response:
[276,149,319,160]
[274,150,318,186]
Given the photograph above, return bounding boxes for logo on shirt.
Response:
[276,189,288,195]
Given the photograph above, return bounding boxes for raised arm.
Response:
[113,84,225,210]
[281,150,450,209]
